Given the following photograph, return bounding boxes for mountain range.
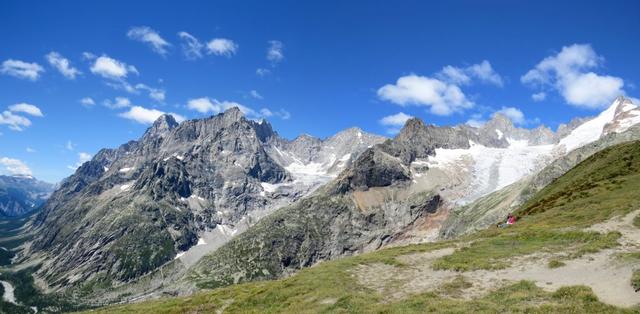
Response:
[0,175,54,217]
[6,96,640,307]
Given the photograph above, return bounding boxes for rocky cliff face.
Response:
[0,175,54,216]
[24,107,385,290]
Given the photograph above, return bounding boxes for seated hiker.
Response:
[506,214,516,225]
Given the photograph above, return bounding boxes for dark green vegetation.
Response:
[85,141,640,313]
[0,213,84,313]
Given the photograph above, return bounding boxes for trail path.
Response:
[355,210,640,307]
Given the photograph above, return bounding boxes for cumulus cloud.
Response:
[378,74,473,116]
[45,52,81,79]
[438,60,503,87]
[67,152,92,170]
[379,112,414,134]
[1,59,44,81]
[80,97,95,107]
[8,103,43,117]
[0,103,43,131]
[127,26,171,56]
[0,157,32,176]
[90,55,138,80]
[521,44,625,109]
[119,106,185,124]
[178,31,204,59]
[135,84,165,102]
[267,40,284,63]
[207,38,238,57]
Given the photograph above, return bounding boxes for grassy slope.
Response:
[85,141,640,313]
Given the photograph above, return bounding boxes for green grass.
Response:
[84,141,640,313]
[548,259,566,269]
[632,270,640,292]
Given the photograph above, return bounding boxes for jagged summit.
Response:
[144,114,179,139]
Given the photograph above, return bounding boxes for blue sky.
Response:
[1,0,639,182]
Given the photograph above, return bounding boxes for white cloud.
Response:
[26,147,36,153]
[68,152,92,170]
[466,115,486,128]
[178,31,204,59]
[80,97,95,107]
[127,26,171,56]
[0,103,43,131]
[256,68,271,76]
[8,103,43,117]
[90,55,138,80]
[249,90,263,99]
[377,74,473,115]
[0,111,31,131]
[438,60,503,87]
[379,112,414,134]
[45,52,81,79]
[496,107,526,125]
[207,38,238,57]
[135,84,165,102]
[187,97,254,116]
[1,59,44,81]
[187,97,288,120]
[521,44,625,109]
[103,97,131,109]
[531,92,546,102]
[267,40,284,63]
[82,52,96,60]
[66,140,75,151]
[119,106,185,124]
[0,157,32,176]
[260,108,272,117]
[379,112,413,126]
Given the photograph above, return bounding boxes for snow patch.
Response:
[196,238,207,246]
[120,184,131,191]
[495,129,503,139]
[119,167,134,173]
[558,100,618,152]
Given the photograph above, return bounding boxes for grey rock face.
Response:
[25,107,384,290]
[0,175,54,216]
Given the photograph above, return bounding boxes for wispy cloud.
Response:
[67,152,92,170]
[438,60,503,87]
[249,90,263,99]
[127,26,171,56]
[80,97,96,107]
[206,38,238,57]
[178,31,204,59]
[135,84,165,102]
[0,103,43,131]
[267,40,284,63]
[187,97,289,120]
[45,52,81,79]
[102,97,132,109]
[1,59,44,81]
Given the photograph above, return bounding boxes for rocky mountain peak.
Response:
[220,106,244,122]
[483,113,515,132]
[144,114,179,139]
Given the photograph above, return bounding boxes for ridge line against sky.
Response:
[0,0,638,182]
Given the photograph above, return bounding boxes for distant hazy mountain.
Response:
[0,175,54,217]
